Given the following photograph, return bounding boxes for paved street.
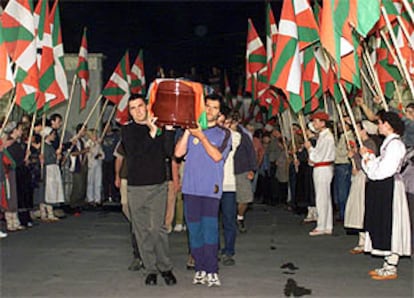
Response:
[1,204,412,297]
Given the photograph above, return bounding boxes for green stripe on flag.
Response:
[249,54,267,64]
[288,92,303,113]
[270,38,297,84]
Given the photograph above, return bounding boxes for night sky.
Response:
[60,0,283,87]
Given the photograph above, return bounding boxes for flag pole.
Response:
[381,6,414,99]
[94,98,109,131]
[61,94,102,166]
[393,81,406,115]
[83,94,103,127]
[59,74,77,149]
[25,110,37,161]
[323,93,329,114]
[396,16,414,50]
[379,30,404,76]
[337,83,363,147]
[297,110,308,143]
[286,110,299,172]
[360,69,378,97]
[100,104,117,141]
[40,112,47,180]
[333,100,356,169]
[277,114,289,160]
[361,50,389,111]
[0,92,16,138]
[401,0,414,25]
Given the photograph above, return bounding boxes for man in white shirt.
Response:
[305,112,335,236]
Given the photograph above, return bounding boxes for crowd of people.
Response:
[0,91,413,286]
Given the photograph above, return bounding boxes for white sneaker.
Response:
[192,271,207,285]
[207,273,221,287]
[173,224,183,232]
[0,231,8,238]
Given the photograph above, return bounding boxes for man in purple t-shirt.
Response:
[175,94,231,287]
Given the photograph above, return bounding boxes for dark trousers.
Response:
[102,160,119,201]
[220,192,237,256]
[70,164,88,208]
[334,163,352,220]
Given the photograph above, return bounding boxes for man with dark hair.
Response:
[48,113,63,150]
[304,112,335,236]
[175,94,232,287]
[120,93,177,286]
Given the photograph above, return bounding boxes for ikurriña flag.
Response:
[76,27,89,110]
[1,0,39,113]
[102,51,131,125]
[130,49,146,94]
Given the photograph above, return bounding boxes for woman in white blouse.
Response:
[360,112,411,280]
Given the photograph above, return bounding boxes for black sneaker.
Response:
[237,219,247,233]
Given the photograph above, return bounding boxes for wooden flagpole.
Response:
[40,113,46,180]
[59,74,77,149]
[381,6,414,99]
[100,104,117,140]
[397,16,414,50]
[362,50,389,111]
[401,0,414,25]
[334,100,356,169]
[83,94,103,128]
[0,93,17,137]
[286,110,299,172]
[277,114,289,160]
[337,83,363,147]
[393,81,406,114]
[94,98,109,131]
[287,110,297,154]
[360,68,378,97]
[25,110,37,161]
[379,30,404,76]
[61,94,103,165]
[323,93,329,114]
[297,110,308,143]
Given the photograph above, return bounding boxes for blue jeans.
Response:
[220,192,237,256]
[334,164,352,220]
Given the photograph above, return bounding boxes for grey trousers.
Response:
[127,182,173,274]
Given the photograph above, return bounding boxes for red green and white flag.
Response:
[372,32,403,99]
[269,0,319,113]
[320,0,379,87]
[266,3,278,81]
[102,51,131,125]
[245,18,266,97]
[130,49,146,94]
[1,0,39,112]
[0,21,15,99]
[302,46,322,102]
[49,0,68,104]
[76,27,89,110]
[258,88,288,117]
[34,0,63,111]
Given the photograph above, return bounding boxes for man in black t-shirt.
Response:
[121,94,176,286]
